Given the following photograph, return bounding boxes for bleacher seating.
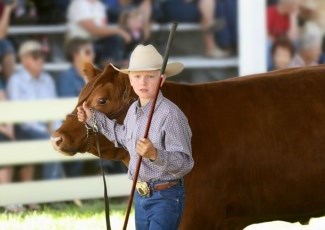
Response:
[9,23,238,75]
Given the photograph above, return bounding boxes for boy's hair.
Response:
[65,38,92,62]
[271,36,295,57]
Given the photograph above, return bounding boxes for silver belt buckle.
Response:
[136,181,151,197]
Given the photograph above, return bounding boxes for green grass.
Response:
[2,199,325,230]
[0,199,135,230]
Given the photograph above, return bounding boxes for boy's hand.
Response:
[136,138,157,161]
[77,101,92,123]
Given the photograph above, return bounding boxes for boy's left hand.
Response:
[136,138,157,161]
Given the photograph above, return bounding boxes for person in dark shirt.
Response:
[56,38,95,178]
[57,38,94,97]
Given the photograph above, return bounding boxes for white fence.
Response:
[0,98,131,206]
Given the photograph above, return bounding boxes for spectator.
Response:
[267,0,300,42]
[66,0,131,66]
[267,0,300,69]
[0,77,21,212]
[119,7,146,59]
[312,0,325,35]
[0,0,16,84]
[57,37,126,177]
[56,38,94,178]
[289,26,322,67]
[214,0,237,56]
[0,1,31,212]
[153,0,228,58]
[6,40,63,185]
[268,0,279,6]
[199,0,229,58]
[103,0,152,41]
[270,36,295,70]
[57,38,94,97]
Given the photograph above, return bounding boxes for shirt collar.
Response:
[135,91,164,116]
[20,67,45,82]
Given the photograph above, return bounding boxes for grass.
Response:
[1,199,325,230]
[0,199,135,230]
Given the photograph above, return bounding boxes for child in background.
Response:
[271,36,295,70]
[119,8,146,59]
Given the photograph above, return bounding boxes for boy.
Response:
[77,44,194,229]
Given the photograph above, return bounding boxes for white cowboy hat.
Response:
[111,44,184,77]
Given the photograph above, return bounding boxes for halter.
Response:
[66,113,95,153]
[66,90,135,153]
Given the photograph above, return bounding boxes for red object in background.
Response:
[0,2,4,16]
[267,5,290,39]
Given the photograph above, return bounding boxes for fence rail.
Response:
[8,23,201,35]
[0,98,131,206]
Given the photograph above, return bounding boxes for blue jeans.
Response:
[15,126,63,180]
[135,182,185,230]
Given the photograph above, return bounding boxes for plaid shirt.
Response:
[92,91,194,182]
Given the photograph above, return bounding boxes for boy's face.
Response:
[129,70,166,101]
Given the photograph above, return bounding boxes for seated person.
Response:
[267,0,300,68]
[0,78,19,212]
[0,1,16,84]
[66,0,131,66]
[103,0,152,41]
[154,0,229,58]
[6,40,63,182]
[119,7,146,59]
[56,38,96,179]
[289,27,322,67]
[57,38,94,97]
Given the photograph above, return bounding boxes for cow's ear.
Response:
[83,62,102,82]
[102,63,124,82]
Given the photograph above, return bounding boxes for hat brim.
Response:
[111,62,184,77]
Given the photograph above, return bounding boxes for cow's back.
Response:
[162,66,325,229]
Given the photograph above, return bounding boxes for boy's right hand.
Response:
[77,102,92,123]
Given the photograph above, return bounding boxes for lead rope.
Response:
[90,109,111,230]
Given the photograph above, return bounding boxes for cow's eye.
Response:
[98,98,108,105]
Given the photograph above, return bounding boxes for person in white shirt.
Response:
[6,40,63,183]
[67,0,131,65]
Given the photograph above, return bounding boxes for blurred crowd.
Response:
[267,0,325,70]
[2,0,325,213]
[0,0,236,212]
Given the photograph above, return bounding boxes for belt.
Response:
[136,179,182,197]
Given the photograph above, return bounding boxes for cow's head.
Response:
[51,63,135,166]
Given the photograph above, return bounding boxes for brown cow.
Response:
[52,63,325,229]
